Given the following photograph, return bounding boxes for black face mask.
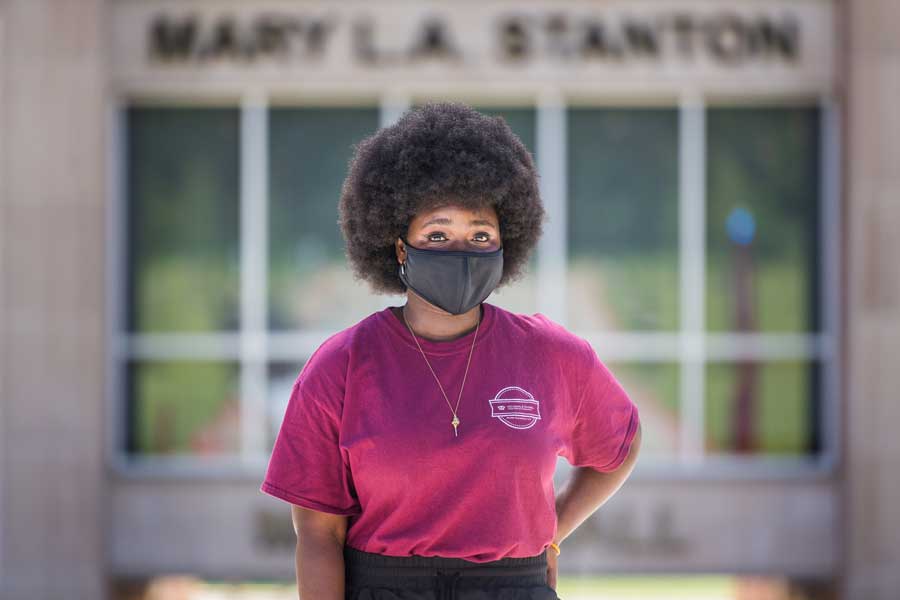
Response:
[398,236,504,315]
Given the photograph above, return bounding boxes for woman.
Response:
[260,102,642,600]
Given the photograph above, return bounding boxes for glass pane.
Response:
[705,360,818,455]
[268,107,381,331]
[706,106,820,333]
[127,360,241,456]
[567,108,679,331]
[127,107,240,332]
[604,361,680,462]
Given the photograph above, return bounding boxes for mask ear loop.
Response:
[398,236,408,276]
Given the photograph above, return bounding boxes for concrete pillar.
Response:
[842,0,900,597]
[0,0,109,598]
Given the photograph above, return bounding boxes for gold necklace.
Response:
[400,304,481,438]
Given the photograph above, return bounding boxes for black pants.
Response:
[343,545,560,600]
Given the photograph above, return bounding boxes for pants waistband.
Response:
[343,545,548,578]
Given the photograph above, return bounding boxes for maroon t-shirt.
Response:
[260,301,640,562]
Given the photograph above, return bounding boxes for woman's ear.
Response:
[396,237,406,264]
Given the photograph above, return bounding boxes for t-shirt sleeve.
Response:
[259,344,362,516]
[559,339,641,472]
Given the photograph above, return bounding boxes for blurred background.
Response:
[1,0,897,599]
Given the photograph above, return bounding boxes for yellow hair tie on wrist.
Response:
[549,542,561,556]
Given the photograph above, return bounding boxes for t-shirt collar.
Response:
[379,301,497,356]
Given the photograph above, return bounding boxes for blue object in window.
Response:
[726,206,756,246]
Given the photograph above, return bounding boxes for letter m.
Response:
[149,15,197,61]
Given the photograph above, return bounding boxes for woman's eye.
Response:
[425,232,490,242]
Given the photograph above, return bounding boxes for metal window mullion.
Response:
[107,96,129,472]
[127,332,241,360]
[536,92,568,324]
[819,94,841,470]
[678,92,707,465]
[240,94,269,462]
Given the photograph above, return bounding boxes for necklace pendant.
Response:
[452,415,460,437]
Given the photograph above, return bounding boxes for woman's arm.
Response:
[545,424,642,589]
[553,423,642,554]
[291,505,349,600]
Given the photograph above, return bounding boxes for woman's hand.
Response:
[545,545,559,590]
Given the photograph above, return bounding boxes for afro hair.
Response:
[337,101,546,296]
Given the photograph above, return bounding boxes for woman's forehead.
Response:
[412,204,498,226]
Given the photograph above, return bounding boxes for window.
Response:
[704,106,822,457]
[127,107,240,334]
[117,99,833,473]
[125,107,241,456]
[268,107,382,330]
[567,108,680,332]
[706,107,820,334]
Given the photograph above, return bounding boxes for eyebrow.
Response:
[422,216,496,228]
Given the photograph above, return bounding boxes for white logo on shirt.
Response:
[489,386,541,430]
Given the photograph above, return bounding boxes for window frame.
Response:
[106,92,842,481]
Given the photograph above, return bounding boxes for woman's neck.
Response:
[391,294,482,342]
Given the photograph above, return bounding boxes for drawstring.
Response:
[435,570,462,600]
